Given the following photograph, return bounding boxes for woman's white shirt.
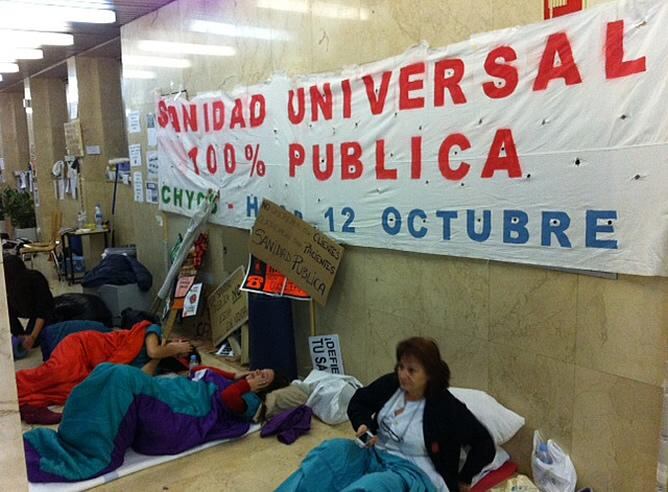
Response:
[376,389,449,492]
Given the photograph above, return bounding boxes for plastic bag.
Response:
[294,370,363,425]
[531,430,577,492]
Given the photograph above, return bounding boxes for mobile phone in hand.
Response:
[355,430,374,448]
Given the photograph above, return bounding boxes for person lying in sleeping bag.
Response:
[24,363,288,483]
[16,318,193,424]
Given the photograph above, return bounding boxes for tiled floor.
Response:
[15,255,350,491]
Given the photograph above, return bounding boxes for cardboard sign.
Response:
[208,266,249,346]
[240,255,310,300]
[309,335,345,374]
[249,199,343,305]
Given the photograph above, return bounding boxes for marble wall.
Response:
[0,256,28,490]
[8,0,661,490]
[0,92,30,191]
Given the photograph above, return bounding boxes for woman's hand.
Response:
[168,340,193,357]
[234,370,251,380]
[355,424,378,448]
[21,334,35,350]
[458,482,472,492]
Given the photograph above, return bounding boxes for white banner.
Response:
[157,0,668,276]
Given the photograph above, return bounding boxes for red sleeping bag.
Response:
[16,321,151,408]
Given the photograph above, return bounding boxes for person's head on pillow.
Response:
[235,369,289,421]
[120,308,160,329]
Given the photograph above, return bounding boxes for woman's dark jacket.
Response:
[347,373,495,492]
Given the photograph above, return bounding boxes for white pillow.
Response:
[450,387,525,445]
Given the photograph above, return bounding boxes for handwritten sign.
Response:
[208,266,249,346]
[249,199,343,305]
[64,119,83,157]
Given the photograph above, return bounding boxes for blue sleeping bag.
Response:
[40,320,112,361]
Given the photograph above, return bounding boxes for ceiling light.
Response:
[137,40,236,57]
[0,62,19,73]
[124,55,192,69]
[0,2,116,24]
[123,69,156,80]
[0,48,43,60]
[0,30,74,47]
[0,17,68,32]
[189,20,291,41]
[257,0,369,20]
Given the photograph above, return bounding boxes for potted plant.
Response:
[2,187,37,240]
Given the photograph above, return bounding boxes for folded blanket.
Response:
[16,321,151,408]
[24,364,249,482]
[261,405,312,444]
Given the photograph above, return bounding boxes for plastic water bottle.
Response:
[94,204,103,230]
[77,210,86,229]
[536,442,553,464]
[189,354,198,376]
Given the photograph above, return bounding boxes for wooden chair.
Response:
[20,210,63,279]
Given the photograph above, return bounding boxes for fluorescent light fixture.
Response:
[189,20,291,41]
[0,2,116,24]
[137,40,236,57]
[123,69,156,80]
[257,0,369,20]
[0,30,74,47]
[0,62,19,73]
[0,48,43,60]
[0,17,68,32]
[124,55,192,69]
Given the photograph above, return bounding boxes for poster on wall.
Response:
[129,144,142,167]
[64,120,84,157]
[146,182,159,204]
[147,113,157,147]
[156,0,668,277]
[127,111,141,134]
[133,172,144,202]
[240,255,310,301]
[147,150,159,178]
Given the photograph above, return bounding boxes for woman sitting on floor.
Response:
[277,337,495,492]
[4,254,54,351]
[16,314,193,424]
[24,363,287,483]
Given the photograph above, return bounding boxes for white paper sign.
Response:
[133,172,144,202]
[147,113,157,147]
[309,335,345,374]
[146,181,159,204]
[127,111,141,133]
[183,283,203,317]
[147,150,159,178]
[129,144,142,167]
[86,145,101,155]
